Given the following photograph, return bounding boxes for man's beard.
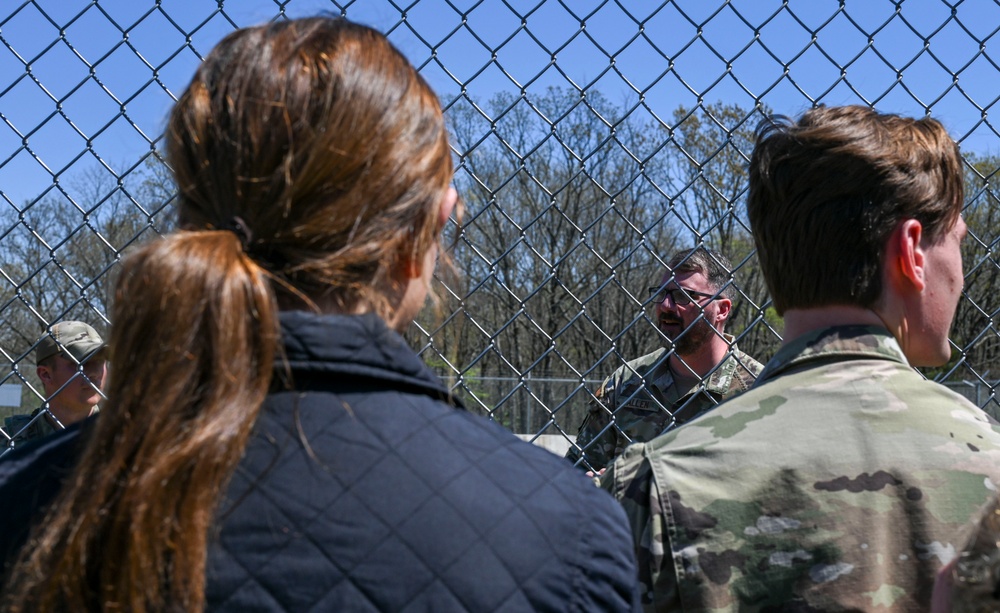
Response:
[660,316,715,356]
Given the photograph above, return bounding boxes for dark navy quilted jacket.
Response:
[0,311,639,612]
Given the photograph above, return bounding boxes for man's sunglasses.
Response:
[648,286,718,306]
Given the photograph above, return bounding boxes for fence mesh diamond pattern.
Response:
[1,0,998,456]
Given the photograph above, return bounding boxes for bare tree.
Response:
[937,153,1000,403]
[424,87,678,434]
[417,96,797,434]
[666,102,781,361]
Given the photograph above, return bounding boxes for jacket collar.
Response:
[277,311,462,408]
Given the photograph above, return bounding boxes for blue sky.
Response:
[1,0,999,205]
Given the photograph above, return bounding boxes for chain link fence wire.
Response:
[0,0,998,456]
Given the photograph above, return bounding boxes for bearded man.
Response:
[566,247,762,471]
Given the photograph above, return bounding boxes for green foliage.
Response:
[763,307,784,336]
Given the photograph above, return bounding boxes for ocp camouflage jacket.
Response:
[603,325,1000,612]
[567,339,762,471]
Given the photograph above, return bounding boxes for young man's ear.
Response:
[886,218,927,293]
[36,364,52,386]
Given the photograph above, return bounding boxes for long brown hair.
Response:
[1,17,453,612]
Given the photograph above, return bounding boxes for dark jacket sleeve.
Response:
[0,419,91,579]
[569,479,643,612]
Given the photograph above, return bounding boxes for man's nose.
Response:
[656,296,679,314]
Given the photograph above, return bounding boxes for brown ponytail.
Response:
[0,231,278,611]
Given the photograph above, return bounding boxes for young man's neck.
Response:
[46,402,93,427]
[781,306,885,345]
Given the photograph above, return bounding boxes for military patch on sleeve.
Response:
[596,381,616,407]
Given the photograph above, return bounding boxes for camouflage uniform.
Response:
[5,407,98,448]
[943,493,1000,612]
[567,337,762,470]
[603,325,1000,612]
[5,410,58,447]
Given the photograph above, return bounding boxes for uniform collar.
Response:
[758,324,908,384]
[659,334,752,397]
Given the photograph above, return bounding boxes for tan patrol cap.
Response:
[35,321,105,364]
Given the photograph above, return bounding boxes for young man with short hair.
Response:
[603,106,1000,611]
[18,321,106,444]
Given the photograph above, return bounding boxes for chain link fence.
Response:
[1,0,999,455]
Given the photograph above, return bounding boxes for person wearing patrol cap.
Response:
[27,320,107,442]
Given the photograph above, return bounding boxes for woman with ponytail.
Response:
[0,17,637,612]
